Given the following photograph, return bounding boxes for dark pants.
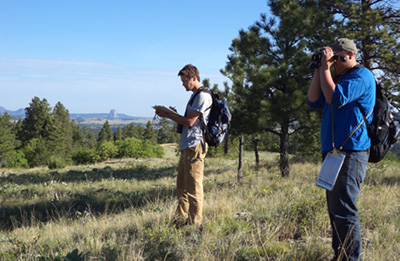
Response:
[324,151,368,261]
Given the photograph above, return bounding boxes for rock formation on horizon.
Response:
[108,109,118,119]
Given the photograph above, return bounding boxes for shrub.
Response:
[72,147,96,164]
[116,138,164,159]
[96,141,118,161]
[23,138,51,167]
[116,138,142,158]
[4,150,29,168]
[48,156,66,169]
[141,140,164,158]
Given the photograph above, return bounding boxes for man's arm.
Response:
[318,48,336,104]
[308,69,322,102]
[156,109,201,127]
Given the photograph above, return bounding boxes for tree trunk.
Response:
[224,131,229,154]
[237,135,244,182]
[253,137,260,173]
[280,121,290,177]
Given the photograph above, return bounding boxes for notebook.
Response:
[152,105,181,117]
[316,151,345,191]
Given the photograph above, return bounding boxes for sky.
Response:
[0,0,269,117]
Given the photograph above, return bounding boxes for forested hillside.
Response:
[0,97,178,169]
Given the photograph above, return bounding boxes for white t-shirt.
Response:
[179,90,212,150]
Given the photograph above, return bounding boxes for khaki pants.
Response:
[175,142,208,226]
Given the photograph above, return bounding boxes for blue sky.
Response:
[0,0,269,117]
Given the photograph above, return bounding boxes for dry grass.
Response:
[0,144,399,260]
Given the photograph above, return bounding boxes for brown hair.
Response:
[178,64,200,82]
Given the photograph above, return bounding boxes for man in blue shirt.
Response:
[308,38,375,260]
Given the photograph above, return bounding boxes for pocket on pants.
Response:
[356,158,367,184]
[188,143,206,162]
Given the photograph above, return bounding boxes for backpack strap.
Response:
[188,87,213,124]
[188,87,213,153]
[187,87,204,106]
[177,87,207,132]
[349,65,376,126]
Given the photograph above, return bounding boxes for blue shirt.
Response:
[308,67,376,154]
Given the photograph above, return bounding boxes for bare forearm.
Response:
[156,110,200,127]
[308,69,321,102]
[319,66,335,104]
[168,115,196,126]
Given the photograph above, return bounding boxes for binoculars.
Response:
[310,51,323,69]
[310,51,345,69]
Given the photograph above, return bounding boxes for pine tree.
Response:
[0,113,18,167]
[71,120,84,148]
[18,97,54,167]
[157,118,173,144]
[82,126,97,149]
[122,123,143,140]
[19,97,52,143]
[97,120,113,144]
[222,0,333,177]
[143,121,157,143]
[114,126,123,141]
[50,102,73,158]
[330,0,400,110]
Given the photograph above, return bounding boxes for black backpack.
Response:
[361,82,399,162]
[185,87,232,147]
[346,65,399,163]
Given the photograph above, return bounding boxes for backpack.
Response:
[362,82,400,162]
[188,88,232,147]
[346,65,399,163]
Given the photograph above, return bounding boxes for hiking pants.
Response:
[175,142,208,226]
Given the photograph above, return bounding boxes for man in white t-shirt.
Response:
[156,64,212,228]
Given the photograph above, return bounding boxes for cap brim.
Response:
[329,44,343,53]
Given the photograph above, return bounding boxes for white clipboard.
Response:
[316,150,345,191]
[152,105,181,117]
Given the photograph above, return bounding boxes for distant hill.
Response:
[69,113,142,121]
[0,106,150,122]
[0,106,25,118]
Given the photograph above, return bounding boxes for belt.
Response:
[340,148,369,154]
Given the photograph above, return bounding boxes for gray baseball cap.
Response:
[330,38,358,55]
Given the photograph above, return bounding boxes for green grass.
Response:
[0,144,399,260]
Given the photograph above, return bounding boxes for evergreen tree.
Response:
[330,0,400,110]
[157,118,173,144]
[0,113,18,167]
[23,137,51,167]
[222,0,332,177]
[71,120,84,148]
[170,122,181,143]
[82,126,97,149]
[97,120,113,144]
[50,102,73,158]
[122,123,143,140]
[18,97,54,167]
[143,121,157,143]
[114,126,123,141]
[19,97,52,143]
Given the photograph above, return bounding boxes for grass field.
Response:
[0,144,399,260]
